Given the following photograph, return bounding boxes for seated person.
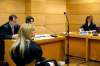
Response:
[10,23,43,66]
[0,15,20,39]
[25,16,34,24]
[80,15,97,32]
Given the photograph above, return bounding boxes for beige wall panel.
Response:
[0,0,25,26]
[67,0,100,4]
[30,0,66,34]
[31,1,45,13]
[67,0,100,31]
[31,13,46,25]
[69,15,87,24]
[35,26,47,34]
[31,0,46,2]
[45,24,66,34]
[69,24,81,32]
[92,15,100,26]
[46,0,66,14]
[67,3,100,15]
[25,0,31,15]
[45,14,66,24]
[0,0,25,13]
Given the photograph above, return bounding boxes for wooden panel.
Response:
[46,0,66,14]
[68,37,86,58]
[46,24,66,34]
[0,0,25,26]
[35,24,66,34]
[91,15,100,26]
[31,0,45,13]
[5,40,16,66]
[31,13,46,25]
[68,15,86,24]
[67,3,100,15]
[69,24,81,32]
[25,0,31,15]
[67,0,100,4]
[30,0,66,34]
[0,0,25,13]
[90,39,100,61]
[45,14,66,24]
[41,41,64,60]
[35,26,47,34]
[67,0,100,31]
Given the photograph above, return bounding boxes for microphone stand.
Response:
[64,12,70,66]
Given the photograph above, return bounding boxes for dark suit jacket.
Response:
[10,40,42,66]
[0,22,20,61]
[81,23,97,31]
[0,22,20,39]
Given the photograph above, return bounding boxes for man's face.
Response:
[29,19,34,24]
[12,17,17,26]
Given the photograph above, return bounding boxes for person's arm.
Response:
[80,25,84,32]
[93,24,97,30]
[10,46,22,65]
[31,41,43,60]
[15,24,20,34]
[0,26,12,39]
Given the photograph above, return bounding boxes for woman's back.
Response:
[10,40,42,66]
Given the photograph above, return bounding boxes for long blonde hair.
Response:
[10,23,35,58]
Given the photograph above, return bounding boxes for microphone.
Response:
[64,12,67,16]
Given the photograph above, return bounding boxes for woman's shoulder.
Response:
[29,40,41,49]
[93,23,96,25]
[81,24,86,28]
[30,40,38,45]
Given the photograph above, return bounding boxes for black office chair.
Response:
[96,27,100,33]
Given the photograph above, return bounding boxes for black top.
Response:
[10,40,42,66]
[81,23,97,31]
[0,22,20,39]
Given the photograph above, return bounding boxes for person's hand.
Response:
[12,34,18,39]
[79,28,84,32]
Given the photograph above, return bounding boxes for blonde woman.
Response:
[10,23,42,66]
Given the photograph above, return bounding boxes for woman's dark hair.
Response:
[9,15,17,21]
[25,16,34,23]
[85,15,93,24]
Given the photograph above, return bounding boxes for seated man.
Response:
[0,15,20,65]
[25,16,34,24]
[0,15,20,39]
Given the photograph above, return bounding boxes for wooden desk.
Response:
[67,33,100,62]
[89,36,100,61]
[4,33,100,66]
[67,33,90,62]
[4,36,65,66]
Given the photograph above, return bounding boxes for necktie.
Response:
[12,26,14,35]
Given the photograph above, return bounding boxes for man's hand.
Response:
[12,34,18,39]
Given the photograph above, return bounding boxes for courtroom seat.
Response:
[96,27,100,33]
